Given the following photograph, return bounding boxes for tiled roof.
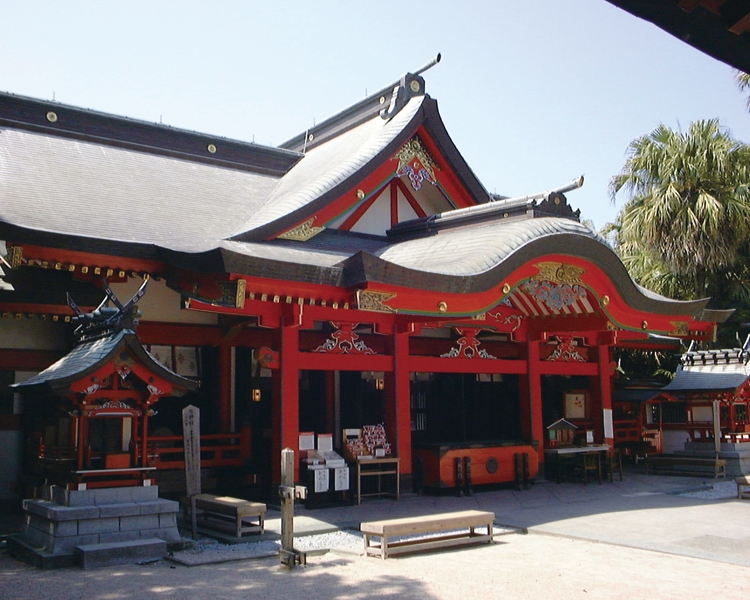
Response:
[14,330,197,395]
[377,216,603,276]
[0,128,280,253]
[662,360,750,393]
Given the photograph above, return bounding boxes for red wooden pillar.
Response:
[280,308,300,481]
[598,334,614,447]
[218,345,233,433]
[527,337,544,466]
[386,325,412,486]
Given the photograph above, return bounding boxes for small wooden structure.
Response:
[546,418,578,447]
[14,282,198,489]
[193,494,266,537]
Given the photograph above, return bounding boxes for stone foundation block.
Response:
[76,538,166,569]
[120,514,159,532]
[78,517,120,536]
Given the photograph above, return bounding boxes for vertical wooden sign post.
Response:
[280,448,294,554]
[278,448,307,568]
[182,405,201,540]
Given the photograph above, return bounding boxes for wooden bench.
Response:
[736,476,750,499]
[645,455,726,478]
[191,494,266,538]
[360,510,494,559]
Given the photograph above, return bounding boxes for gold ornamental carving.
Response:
[393,137,439,180]
[670,321,689,336]
[530,262,585,286]
[6,246,23,268]
[235,279,246,309]
[356,290,397,313]
[277,218,325,241]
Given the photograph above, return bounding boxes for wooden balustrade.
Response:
[144,429,252,469]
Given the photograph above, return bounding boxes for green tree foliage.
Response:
[607,119,750,347]
[736,70,750,110]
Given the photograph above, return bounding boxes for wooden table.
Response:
[544,445,609,483]
[356,458,399,505]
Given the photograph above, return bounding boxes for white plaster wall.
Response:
[0,318,67,350]
[350,190,391,236]
[109,278,217,325]
[662,429,691,454]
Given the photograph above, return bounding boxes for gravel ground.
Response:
[678,480,737,499]
[169,527,507,566]
[2,528,748,600]
[170,531,365,565]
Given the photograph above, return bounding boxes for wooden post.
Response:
[393,327,412,483]
[278,447,306,568]
[599,343,614,447]
[280,448,294,553]
[218,345,233,432]
[713,400,721,456]
[280,311,300,481]
[527,338,544,465]
[182,405,201,540]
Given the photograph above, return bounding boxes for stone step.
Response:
[76,538,166,569]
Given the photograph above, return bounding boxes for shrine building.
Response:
[0,60,731,500]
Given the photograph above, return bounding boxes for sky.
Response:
[2,1,750,231]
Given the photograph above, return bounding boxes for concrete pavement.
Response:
[2,466,750,600]
[266,466,750,566]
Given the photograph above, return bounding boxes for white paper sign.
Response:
[334,467,350,491]
[314,468,329,493]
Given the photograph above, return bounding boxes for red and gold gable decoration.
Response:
[393,137,440,191]
[510,263,594,316]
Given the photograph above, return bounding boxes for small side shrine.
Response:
[650,337,750,476]
[16,280,198,489]
[546,418,579,448]
[9,281,195,568]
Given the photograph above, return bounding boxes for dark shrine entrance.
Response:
[297,370,386,439]
[411,373,522,444]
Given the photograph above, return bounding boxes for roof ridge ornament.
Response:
[68,277,149,341]
[380,54,441,121]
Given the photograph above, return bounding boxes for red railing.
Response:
[145,429,252,469]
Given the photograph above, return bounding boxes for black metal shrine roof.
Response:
[660,341,750,394]
[13,328,198,396]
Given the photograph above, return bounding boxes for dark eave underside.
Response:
[607,0,750,73]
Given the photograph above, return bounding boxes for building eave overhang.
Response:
[606,0,750,73]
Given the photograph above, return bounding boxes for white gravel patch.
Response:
[679,480,737,499]
[169,526,506,566]
[169,531,364,566]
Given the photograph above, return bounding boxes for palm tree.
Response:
[735,70,750,110]
[609,119,750,305]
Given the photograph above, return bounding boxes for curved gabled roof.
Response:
[228,95,426,241]
[13,329,197,397]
